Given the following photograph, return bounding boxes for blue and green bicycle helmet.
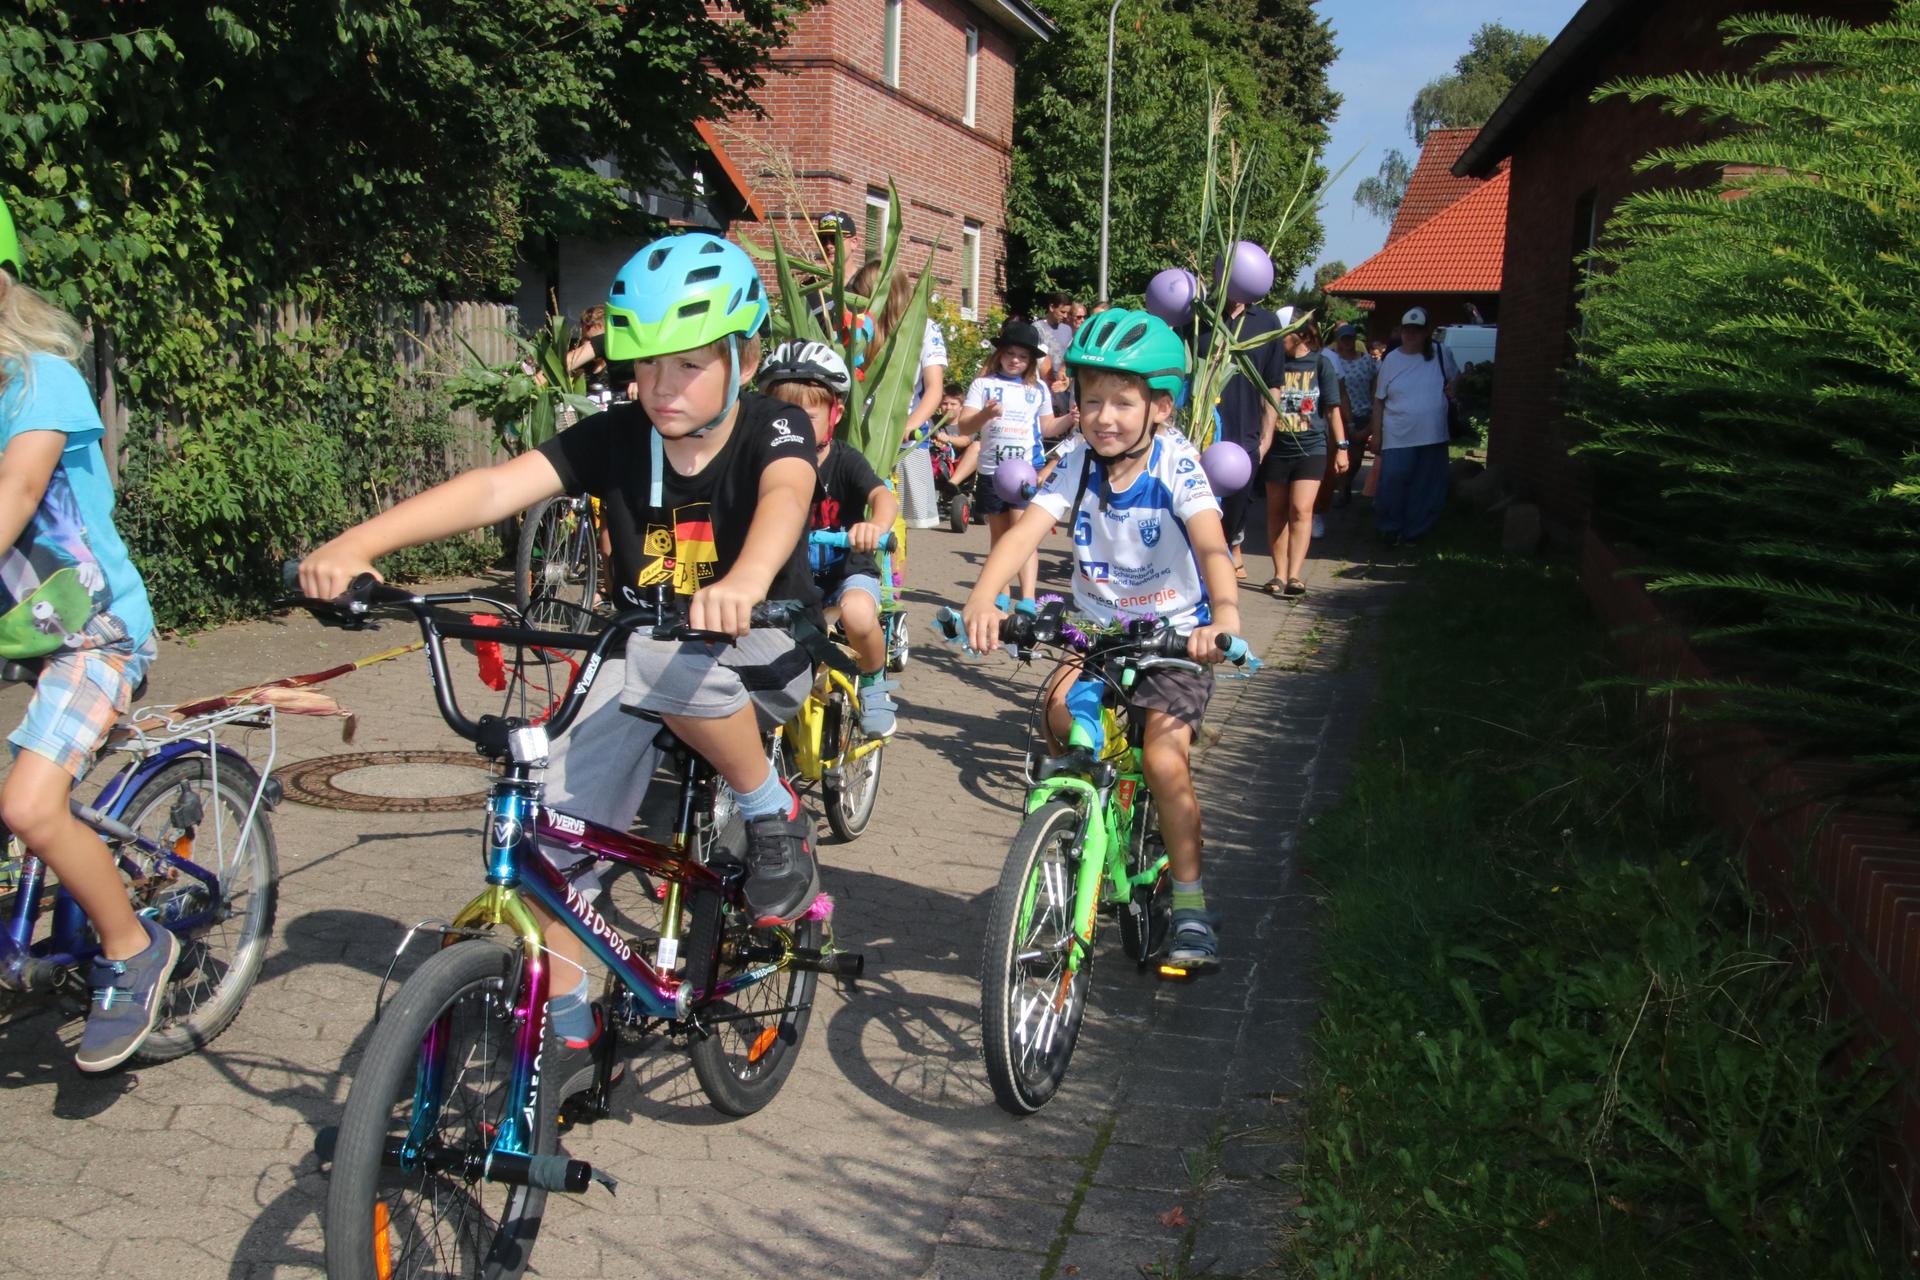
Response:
[0,194,21,280]
[605,232,768,434]
[1064,307,1191,462]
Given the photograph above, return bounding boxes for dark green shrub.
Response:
[1572,6,1920,793]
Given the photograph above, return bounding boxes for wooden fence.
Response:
[90,299,521,486]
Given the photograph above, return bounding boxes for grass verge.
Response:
[1288,523,1909,1279]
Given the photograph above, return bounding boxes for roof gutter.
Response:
[1453,0,1645,178]
[966,0,1056,41]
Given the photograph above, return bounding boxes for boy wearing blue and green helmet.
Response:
[962,309,1243,971]
[303,233,824,1048]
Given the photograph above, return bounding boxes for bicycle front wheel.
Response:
[823,689,884,842]
[684,887,820,1116]
[325,941,554,1280]
[980,801,1090,1115]
[120,755,279,1063]
[515,496,598,628]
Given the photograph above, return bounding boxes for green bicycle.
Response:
[937,599,1258,1114]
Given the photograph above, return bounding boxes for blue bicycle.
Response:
[0,697,281,1063]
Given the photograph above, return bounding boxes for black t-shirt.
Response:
[808,439,885,583]
[1200,305,1287,451]
[538,392,820,609]
[1268,353,1334,458]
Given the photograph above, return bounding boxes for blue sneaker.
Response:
[1166,909,1221,972]
[75,917,180,1073]
[858,677,899,738]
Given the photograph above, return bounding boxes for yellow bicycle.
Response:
[779,531,903,841]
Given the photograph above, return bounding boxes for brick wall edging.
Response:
[1580,529,1920,1230]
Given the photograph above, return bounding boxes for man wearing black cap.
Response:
[1326,322,1378,506]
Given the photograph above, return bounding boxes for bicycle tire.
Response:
[980,800,1090,1114]
[948,495,968,534]
[1117,792,1170,968]
[684,886,819,1117]
[120,755,279,1063]
[823,689,884,842]
[325,941,554,1280]
[515,497,598,626]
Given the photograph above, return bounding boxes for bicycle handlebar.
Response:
[283,560,808,752]
[932,597,1255,669]
[807,529,899,553]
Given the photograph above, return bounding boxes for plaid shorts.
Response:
[9,633,157,780]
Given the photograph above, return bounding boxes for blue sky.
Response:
[1306,0,1587,283]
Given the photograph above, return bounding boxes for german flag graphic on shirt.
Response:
[634,503,720,596]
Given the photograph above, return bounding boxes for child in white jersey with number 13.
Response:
[962,309,1242,970]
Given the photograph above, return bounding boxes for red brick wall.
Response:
[724,0,1021,318]
[1490,1,1887,529]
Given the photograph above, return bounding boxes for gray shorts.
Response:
[541,632,812,863]
[1129,665,1213,734]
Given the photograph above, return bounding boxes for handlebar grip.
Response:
[1217,633,1251,666]
[807,530,899,553]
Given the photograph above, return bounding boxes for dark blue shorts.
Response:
[976,483,1028,517]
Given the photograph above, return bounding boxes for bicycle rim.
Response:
[326,942,552,1280]
[685,889,820,1117]
[981,802,1089,1114]
[122,756,279,1062]
[824,692,884,841]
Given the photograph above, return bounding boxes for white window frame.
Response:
[964,26,979,127]
[865,190,891,256]
[884,0,902,88]
[960,221,982,320]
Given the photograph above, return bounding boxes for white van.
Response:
[1434,324,1497,369]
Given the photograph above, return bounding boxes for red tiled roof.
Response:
[1387,128,1503,243]
[1326,169,1510,297]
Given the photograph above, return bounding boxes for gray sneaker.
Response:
[75,917,180,1073]
[1166,909,1221,972]
[858,677,899,738]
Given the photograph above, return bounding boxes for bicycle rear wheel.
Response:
[119,755,279,1063]
[325,941,554,1280]
[684,887,819,1116]
[980,801,1090,1114]
[1117,793,1170,968]
[515,497,599,628]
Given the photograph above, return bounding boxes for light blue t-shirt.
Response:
[0,354,154,649]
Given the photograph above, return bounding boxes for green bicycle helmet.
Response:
[0,194,21,280]
[604,232,767,362]
[1065,308,1189,408]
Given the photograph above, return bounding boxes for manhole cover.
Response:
[277,750,498,813]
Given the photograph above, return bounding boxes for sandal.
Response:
[1260,577,1287,597]
[1283,578,1307,598]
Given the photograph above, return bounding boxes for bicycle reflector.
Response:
[1157,963,1191,980]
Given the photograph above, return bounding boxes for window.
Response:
[960,221,981,319]
[964,27,979,127]
[884,0,902,87]
[1568,190,1599,343]
[864,190,890,255]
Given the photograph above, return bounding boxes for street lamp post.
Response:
[1098,0,1122,304]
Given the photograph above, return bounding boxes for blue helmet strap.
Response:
[687,334,741,438]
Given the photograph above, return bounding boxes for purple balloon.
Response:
[1201,441,1253,495]
[993,458,1039,505]
[1143,268,1199,329]
[1214,241,1275,305]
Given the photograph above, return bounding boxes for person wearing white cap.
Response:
[1369,307,1458,545]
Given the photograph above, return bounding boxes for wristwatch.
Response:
[1334,440,1350,450]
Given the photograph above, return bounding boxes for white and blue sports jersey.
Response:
[1031,434,1222,632]
[964,373,1050,474]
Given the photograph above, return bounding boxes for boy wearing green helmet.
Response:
[961,309,1244,970]
[303,232,825,1048]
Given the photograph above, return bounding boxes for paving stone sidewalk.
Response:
[923,513,1403,1280]
[0,499,1409,1279]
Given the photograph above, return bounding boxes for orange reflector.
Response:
[173,836,193,859]
[1158,965,1190,979]
[373,1201,394,1280]
[748,1026,779,1064]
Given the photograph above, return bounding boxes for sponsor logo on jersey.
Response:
[1140,517,1161,547]
[769,417,808,448]
[1176,457,1197,474]
[1079,560,1110,583]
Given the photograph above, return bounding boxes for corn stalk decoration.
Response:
[1165,85,1340,451]
[752,182,937,482]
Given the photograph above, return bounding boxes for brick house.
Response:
[1453,0,1887,530]
[1458,0,1920,1225]
[723,0,1054,320]
[1325,128,1507,342]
